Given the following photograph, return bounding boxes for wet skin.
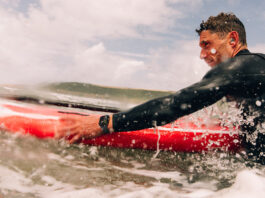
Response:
[199,30,241,67]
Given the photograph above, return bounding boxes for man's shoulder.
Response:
[248,52,265,61]
[235,51,265,70]
[203,52,265,79]
[237,50,265,61]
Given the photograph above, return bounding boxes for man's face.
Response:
[199,30,232,67]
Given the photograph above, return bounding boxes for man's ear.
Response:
[229,31,239,47]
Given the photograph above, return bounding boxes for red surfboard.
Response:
[0,99,241,152]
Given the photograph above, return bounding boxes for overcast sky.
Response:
[0,0,264,90]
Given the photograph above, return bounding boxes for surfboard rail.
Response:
[0,99,241,152]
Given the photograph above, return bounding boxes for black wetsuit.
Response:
[112,49,265,163]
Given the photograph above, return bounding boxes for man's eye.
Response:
[200,41,210,49]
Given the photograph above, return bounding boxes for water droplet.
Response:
[180,103,188,110]
[210,48,216,54]
[256,100,262,106]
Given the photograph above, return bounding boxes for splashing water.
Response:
[0,85,265,198]
[1,129,264,198]
[152,125,161,159]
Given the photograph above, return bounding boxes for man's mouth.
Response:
[206,59,215,66]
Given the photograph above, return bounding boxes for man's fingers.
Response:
[55,124,85,143]
[55,114,103,143]
[55,121,81,138]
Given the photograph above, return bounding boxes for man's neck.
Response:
[232,45,248,57]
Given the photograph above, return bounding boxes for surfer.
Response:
[58,12,265,164]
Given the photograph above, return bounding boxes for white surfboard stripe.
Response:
[156,127,237,135]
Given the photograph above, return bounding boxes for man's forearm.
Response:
[108,78,228,133]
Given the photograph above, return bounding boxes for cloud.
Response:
[142,40,209,90]
[30,0,181,40]
[250,44,265,53]
[0,0,207,91]
[54,40,208,91]
[0,0,19,7]
[62,43,147,87]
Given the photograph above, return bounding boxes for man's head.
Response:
[196,12,247,67]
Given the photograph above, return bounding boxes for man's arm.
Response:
[112,75,229,132]
[57,69,233,143]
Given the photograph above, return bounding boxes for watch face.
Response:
[99,115,110,134]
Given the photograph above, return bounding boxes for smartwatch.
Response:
[98,115,110,134]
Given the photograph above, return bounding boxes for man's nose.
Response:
[200,49,207,59]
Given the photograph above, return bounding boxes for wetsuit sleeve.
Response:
[112,68,234,132]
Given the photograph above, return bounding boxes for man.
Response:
[58,12,265,164]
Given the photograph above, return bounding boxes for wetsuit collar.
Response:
[235,49,250,56]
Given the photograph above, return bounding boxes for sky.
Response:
[0,0,264,91]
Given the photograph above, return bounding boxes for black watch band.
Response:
[98,115,110,134]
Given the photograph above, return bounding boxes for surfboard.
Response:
[0,98,241,152]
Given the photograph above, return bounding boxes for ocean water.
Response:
[0,84,265,198]
[1,129,265,198]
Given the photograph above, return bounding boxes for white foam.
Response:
[42,183,214,198]
[0,165,32,193]
[214,169,265,198]
[0,164,76,197]
[1,163,264,198]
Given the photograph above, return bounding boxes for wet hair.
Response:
[196,12,247,45]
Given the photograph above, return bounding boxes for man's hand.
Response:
[56,114,106,144]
